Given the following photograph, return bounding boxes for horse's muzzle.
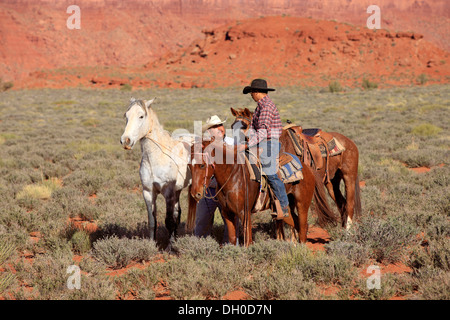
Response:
[121,136,133,150]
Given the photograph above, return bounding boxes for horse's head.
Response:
[230,107,253,136]
[188,140,215,201]
[120,97,156,150]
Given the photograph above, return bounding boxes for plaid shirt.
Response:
[248,95,283,147]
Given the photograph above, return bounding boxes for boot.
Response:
[271,199,282,219]
[277,205,290,221]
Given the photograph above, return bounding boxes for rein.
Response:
[192,152,235,201]
[144,122,190,180]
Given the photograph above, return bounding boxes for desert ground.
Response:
[0,0,449,303]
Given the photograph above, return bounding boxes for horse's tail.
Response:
[312,171,338,227]
[354,175,362,219]
[186,184,197,232]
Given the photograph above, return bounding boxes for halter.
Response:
[191,151,234,201]
[192,152,215,194]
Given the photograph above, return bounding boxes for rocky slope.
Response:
[0,0,448,88]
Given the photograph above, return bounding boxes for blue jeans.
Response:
[259,139,289,209]
[194,185,229,243]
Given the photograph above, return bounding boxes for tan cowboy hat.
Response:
[202,115,227,132]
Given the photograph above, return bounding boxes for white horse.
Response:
[120,98,195,247]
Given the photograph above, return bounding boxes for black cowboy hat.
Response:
[243,79,275,94]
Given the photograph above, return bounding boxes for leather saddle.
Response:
[284,123,344,184]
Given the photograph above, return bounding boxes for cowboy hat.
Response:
[202,115,227,132]
[243,78,275,94]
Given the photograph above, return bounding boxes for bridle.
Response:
[191,150,235,201]
[231,116,251,131]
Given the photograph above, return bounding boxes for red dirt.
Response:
[222,289,250,300]
[68,216,99,234]
[1,1,449,89]
[403,163,445,173]
[410,167,431,173]
[306,225,331,251]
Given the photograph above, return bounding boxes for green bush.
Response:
[278,244,357,285]
[411,123,443,137]
[92,236,159,269]
[362,78,378,90]
[70,230,92,254]
[330,215,418,263]
[328,81,343,93]
[417,73,428,85]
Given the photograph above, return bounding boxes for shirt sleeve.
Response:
[248,106,271,147]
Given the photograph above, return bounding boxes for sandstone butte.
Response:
[0,0,449,89]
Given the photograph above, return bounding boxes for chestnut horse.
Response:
[230,107,361,229]
[187,133,337,246]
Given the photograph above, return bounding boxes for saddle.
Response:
[244,150,303,184]
[244,150,303,214]
[283,123,345,184]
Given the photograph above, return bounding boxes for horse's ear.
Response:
[144,98,156,108]
[244,108,251,117]
[130,97,136,103]
[230,107,238,116]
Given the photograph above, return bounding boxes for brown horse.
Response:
[231,107,361,229]
[187,134,337,246]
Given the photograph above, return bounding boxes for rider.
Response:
[238,79,289,220]
[194,115,234,242]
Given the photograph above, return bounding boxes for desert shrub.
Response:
[120,83,132,91]
[0,240,17,294]
[112,267,160,300]
[411,123,442,137]
[0,272,16,295]
[413,269,450,300]
[328,81,343,93]
[243,268,320,300]
[64,275,116,300]
[417,73,428,85]
[330,215,418,263]
[362,78,378,90]
[92,236,159,269]
[325,240,370,267]
[278,244,356,285]
[172,235,220,260]
[353,273,398,300]
[19,251,73,299]
[408,239,450,272]
[244,239,293,265]
[161,256,243,299]
[408,238,450,299]
[70,230,92,254]
[392,148,445,168]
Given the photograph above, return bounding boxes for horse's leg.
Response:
[296,200,309,243]
[330,175,347,227]
[173,190,182,236]
[164,190,179,249]
[222,209,237,245]
[143,186,157,241]
[288,201,298,244]
[275,220,285,240]
[342,174,357,230]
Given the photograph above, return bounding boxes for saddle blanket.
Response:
[244,151,303,184]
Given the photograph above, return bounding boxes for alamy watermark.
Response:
[66,5,81,30]
[66,265,81,290]
[66,5,381,30]
[366,265,381,290]
[366,5,381,30]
